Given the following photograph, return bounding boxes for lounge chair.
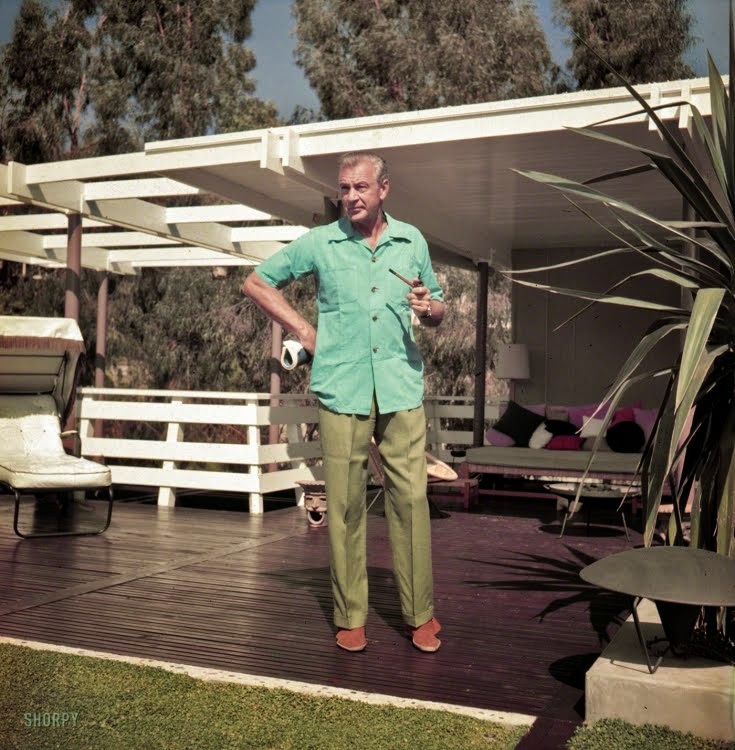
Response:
[0,316,113,538]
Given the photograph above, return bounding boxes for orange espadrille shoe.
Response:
[406,617,442,652]
[335,626,367,652]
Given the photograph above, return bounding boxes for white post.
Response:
[158,397,184,507]
[247,417,263,514]
[424,397,443,453]
[287,421,308,507]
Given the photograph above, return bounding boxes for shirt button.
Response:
[373,347,378,353]
[371,286,377,292]
[372,315,377,321]
[371,257,377,263]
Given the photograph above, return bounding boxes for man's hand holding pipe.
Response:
[407,280,444,326]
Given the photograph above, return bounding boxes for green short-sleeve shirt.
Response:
[255,213,444,415]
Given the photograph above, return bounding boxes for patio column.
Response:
[94,273,109,438]
[268,321,283,463]
[65,213,82,322]
[473,261,489,447]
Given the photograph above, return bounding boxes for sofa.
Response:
[458,400,655,487]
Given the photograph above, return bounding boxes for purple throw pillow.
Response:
[485,427,515,447]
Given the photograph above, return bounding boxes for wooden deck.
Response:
[0,490,640,743]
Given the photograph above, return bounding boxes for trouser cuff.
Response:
[403,607,433,628]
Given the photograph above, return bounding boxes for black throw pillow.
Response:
[493,401,545,447]
[544,419,577,437]
[606,420,645,453]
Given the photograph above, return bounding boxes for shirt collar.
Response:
[329,212,411,243]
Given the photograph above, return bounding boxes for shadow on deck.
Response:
[0,490,639,737]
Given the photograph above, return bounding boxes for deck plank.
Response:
[0,493,637,722]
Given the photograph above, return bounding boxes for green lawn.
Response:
[2,642,730,750]
[0,643,527,750]
[568,719,733,750]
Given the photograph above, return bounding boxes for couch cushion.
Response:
[633,407,658,442]
[485,427,516,447]
[493,401,545,447]
[528,424,553,449]
[544,419,577,436]
[546,435,583,451]
[568,403,610,428]
[606,420,645,453]
[580,417,606,438]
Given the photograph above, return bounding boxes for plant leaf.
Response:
[584,163,658,185]
[510,278,685,313]
[504,248,630,275]
[676,290,726,407]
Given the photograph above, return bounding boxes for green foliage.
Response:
[0,0,96,162]
[554,0,695,90]
[0,0,279,163]
[515,11,735,563]
[418,265,510,399]
[0,643,527,750]
[569,718,732,750]
[292,0,562,120]
[90,0,278,143]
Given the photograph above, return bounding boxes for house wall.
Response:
[511,248,682,408]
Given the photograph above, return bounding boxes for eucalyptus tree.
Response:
[554,0,694,90]
[0,0,98,163]
[292,0,561,120]
[90,0,278,144]
[0,0,279,162]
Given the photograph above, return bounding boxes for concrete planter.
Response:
[586,598,735,742]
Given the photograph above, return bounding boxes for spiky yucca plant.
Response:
[513,18,735,559]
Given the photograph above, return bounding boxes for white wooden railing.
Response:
[77,388,499,513]
[424,396,500,458]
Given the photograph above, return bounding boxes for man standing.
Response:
[242,151,445,653]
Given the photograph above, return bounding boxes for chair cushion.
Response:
[0,453,111,490]
[0,393,110,490]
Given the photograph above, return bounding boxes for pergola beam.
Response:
[85,177,203,200]
[2,163,256,261]
[165,205,272,223]
[162,168,318,228]
[0,214,107,231]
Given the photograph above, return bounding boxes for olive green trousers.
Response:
[318,399,433,629]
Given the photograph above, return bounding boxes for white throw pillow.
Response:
[580,417,605,438]
[528,424,553,449]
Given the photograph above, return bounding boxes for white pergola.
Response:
[0,76,715,438]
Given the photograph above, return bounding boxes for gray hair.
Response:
[338,151,389,184]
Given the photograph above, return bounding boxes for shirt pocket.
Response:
[318,266,359,310]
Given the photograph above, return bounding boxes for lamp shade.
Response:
[495,343,530,380]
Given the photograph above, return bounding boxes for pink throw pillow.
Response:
[485,427,515,447]
[610,402,642,426]
[545,435,583,451]
[633,408,658,442]
[567,403,610,429]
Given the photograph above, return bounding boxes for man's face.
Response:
[338,160,389,230]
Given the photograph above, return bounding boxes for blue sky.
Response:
[0,0,731,119]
